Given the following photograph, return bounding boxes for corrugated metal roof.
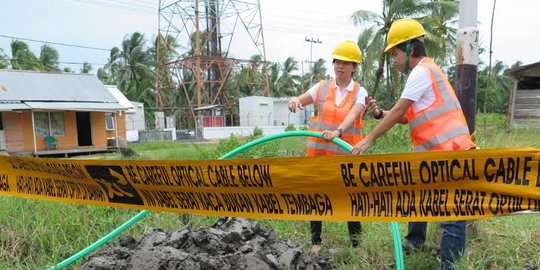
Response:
[0,102,31,111]
[0,70,118,103]
[25,102,127,111]
[106,86,136,112]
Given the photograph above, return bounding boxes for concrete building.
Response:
[238,96,313,127]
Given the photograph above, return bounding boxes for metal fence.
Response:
[137,130,173,143]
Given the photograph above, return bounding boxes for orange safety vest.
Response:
[307,79,364,156]
[406,58,476,152]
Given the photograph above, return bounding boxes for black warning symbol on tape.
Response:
[84,165,144,205]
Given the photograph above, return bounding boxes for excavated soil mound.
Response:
[80,217,336,270]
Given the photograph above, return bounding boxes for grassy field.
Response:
[0,114,539,269]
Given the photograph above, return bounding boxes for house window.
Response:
[34,112,65,136]
[105,113,115,130]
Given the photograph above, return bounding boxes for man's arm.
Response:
[351,98,413,155]
[366,96,408,124]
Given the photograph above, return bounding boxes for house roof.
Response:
[106,86,136,113]
[0,70,127,112]
[505,61,540,78]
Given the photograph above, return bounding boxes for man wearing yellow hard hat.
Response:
[351,19,476,270]
[288,40,368,253]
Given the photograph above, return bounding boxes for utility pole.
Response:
[305,37,322,68]
[305,37,322,82]
[455,0,479,141]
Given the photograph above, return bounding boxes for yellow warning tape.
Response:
[0,147,539,222]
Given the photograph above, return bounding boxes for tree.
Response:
[10,40,41,70]
[0,48,8,69]
[97,47,122,85]
[80,62,92,74]
[351,0,458,103]
[39,44,60,71]
[272,57,301,97]
[116,33,156,104]
[232,54,267,97]
[477,60,513,113]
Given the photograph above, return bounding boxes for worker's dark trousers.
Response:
[310,221,362,247]
[406,221,466,270]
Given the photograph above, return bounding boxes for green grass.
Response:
[1,113,539,269]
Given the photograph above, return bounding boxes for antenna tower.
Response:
[157,0,268,134]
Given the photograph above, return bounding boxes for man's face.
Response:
[390,47,406,73]
[333,59,355,80]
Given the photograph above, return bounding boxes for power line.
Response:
[3,57,106,66]
[0,34,111,51]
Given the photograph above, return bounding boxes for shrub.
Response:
[284,123,296,131]
[252,126,263,137]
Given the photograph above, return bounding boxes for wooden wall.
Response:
[511,89,540,128]
[2,110,123,152]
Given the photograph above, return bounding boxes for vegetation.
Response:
[0,1,524,130]
[1,114,539,269]
[0,2,536,267]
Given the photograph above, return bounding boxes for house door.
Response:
[0,113,5,150]
[76,112,92,146]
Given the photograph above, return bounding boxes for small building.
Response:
[0,70,128,156]
[239,96,313,127]
[506,62,540,128]
[107,86,146,142]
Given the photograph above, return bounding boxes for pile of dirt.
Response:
[80,217,336,270]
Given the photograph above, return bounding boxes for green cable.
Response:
[46,130,404,270]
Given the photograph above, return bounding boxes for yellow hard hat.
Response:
[331,40,362,63]
[384,18,426,52]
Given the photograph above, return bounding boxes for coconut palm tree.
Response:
[117,33,156,103]
[272,57,301,97]
[97,47,122,85]
[478,60,513,113]
[351,0,457,101]
[39,44,60,71]
[80,62,92,74]
[10,40,41,70]
[0,48,8,69]
[418,1,459,69]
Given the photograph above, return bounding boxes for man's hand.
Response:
[365,96,382,118]
[288,97,303,113]
[351,139,373,155]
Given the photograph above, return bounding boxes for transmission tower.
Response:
[157,0,269,134]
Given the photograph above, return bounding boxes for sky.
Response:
[1,0,539,74]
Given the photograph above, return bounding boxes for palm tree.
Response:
[117,33,156,102]
[0,48,8,69]
[80,62,92,74]
[10,40,41,70]
[39,44,60,71]
[97,47,122,84]
[351,0,457,100]
[301,58,327,91]
[272,57,301,97]
[232,54,267,97]
[418,1,459,69]
[356,28,378,89]
[477,60,513,113]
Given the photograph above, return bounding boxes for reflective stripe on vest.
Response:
[307,79,364,156]
[308,121,364,135]
[306,140,349,155]
[407,58,475,152]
